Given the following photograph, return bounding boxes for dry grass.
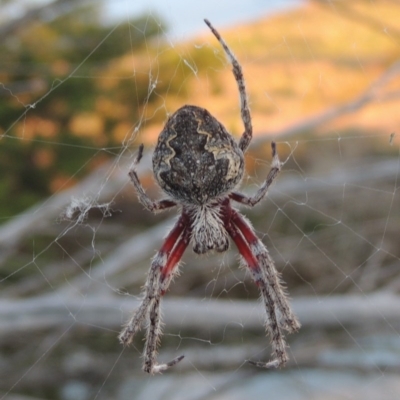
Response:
[138,1,400,145]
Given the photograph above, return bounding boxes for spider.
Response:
[119,19,300,374]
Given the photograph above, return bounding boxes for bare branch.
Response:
[1,292,399,336]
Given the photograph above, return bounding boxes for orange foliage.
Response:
[69,112,106,144]
[16,117,59,140]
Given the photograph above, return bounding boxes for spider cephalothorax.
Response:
[119,19,300,374]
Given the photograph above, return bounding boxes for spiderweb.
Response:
[1,1,400,399]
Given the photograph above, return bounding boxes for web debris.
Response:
[61,195,113,224]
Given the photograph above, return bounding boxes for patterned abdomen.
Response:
[153,105,244,205]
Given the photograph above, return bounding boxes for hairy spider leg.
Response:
[144,296,185,374]
[231,209,300,333]
[230,142,281,207]
[119,213,188,346]
[221,200,288,368]
[227,142,300,332]
[129,144,177,213]
[159,223,192,295]
[144,220,192,374]
[204,19,253,153]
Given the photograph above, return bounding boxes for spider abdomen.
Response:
[153,105,244,205]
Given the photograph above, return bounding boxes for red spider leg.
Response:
[159,213,190,256]
[221,200,288,368]
[220,199,261,281]
[144,218,192,374]
[231,209,300,333]
[119,214,188,346]
[160,223,192,294]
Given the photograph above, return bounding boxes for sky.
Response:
[102,0,303,40]
[2,0,302,42]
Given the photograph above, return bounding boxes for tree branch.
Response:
[1,292,399,336]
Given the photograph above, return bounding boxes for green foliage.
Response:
[0,4,166,219]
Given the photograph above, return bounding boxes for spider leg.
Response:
[230,142,281,207]
[119,213,188,345]
[120,213,191,374]
[129,144,177,213]
[231,209,300,333]
[221,202,288,368]
[204,19,252,153]
[143,221,192,374]
[144,295,185,374]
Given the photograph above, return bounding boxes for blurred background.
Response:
[1,0,400,399]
